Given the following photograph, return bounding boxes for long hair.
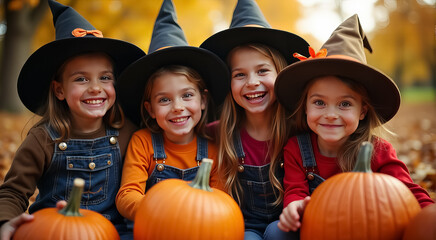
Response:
[291,76,393,171]
[141,65,210,139]
[217,43,289,206]
[35,52,124,141]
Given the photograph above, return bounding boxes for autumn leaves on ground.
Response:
[0,102,435,204]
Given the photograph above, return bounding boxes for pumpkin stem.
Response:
[59,178,84,216]
[353,141,374,173]
[189,158,213,192]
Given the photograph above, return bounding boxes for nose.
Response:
[172,98,185,113]
[324,108,339,119]
[89,79,102,93]
[246,74,260,87]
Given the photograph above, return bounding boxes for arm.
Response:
[116,130,152,220]
[372,139,434,208]
[0,127,51,224]
[282,137,311,207]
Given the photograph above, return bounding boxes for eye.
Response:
[100,75,114,81]
[182,92,194,99]
[339,101,351,108]
[158,97,170,103]
[314,100,324,106]
[232,72,244,78]
[74,76,87,82]
[258,68,270,75]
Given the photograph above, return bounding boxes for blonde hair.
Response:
[217,43,289,206]
[141,65,210,139]
[291,76,393,171]
[35,52,124,141]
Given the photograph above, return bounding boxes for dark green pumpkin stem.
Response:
[59,178,84,216]
[353,141,374,173]
[189,158,213,192]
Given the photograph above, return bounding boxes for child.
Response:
[200,0,309,239]
[115,0,230,222]
[0,1,145,239]
[274,14,435,233]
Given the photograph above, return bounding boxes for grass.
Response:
[401,87,435,103]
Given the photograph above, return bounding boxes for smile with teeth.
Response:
[83,99,104,104]
[170,117,189,123]
[245,92,265,100]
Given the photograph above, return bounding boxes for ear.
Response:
[360,104,368,120]
[144,101,156,119]
[201,89,208,110]
[52,81,65,100]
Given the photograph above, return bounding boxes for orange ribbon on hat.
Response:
[71,28,103,38]
[293,46,327,61]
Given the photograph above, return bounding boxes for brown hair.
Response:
[141,65,210,139]
[217,43,289,206]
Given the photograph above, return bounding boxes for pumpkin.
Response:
[403,203,436,240]
[134,158,244,240]
[13,178,119,240]
[301,142,421,240]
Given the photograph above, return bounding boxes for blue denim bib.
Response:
[29,124,130,237]
[233,132,284,234]
[145,133,208,191]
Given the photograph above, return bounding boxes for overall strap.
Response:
[196,136,208,163]
[151,132,167,160]
[105,127,119,137]
[45,124,60,140]
[297,132,317,169]
[232,131,246,159]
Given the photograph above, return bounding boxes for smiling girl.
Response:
[200,0,308,239]
[274,14,434,234]
[0,1,144,239]
[115,0,229,222]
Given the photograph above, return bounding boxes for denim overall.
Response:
[296,133,326,193]
[145,133,208,190]
[233,132,286,239]
[125,133,209,231]
[29,124,130,238]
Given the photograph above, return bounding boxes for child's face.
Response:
[305,76,367,153]
[144,72,205,144]
[229,47,277,116]
[53,53,115,131]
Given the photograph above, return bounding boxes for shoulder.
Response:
[25,125,52,145]
[372,137,396,155]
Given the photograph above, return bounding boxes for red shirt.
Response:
[283,132,434,208]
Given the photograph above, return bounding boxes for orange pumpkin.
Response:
[301,142,421,240]
[134,158,244,240]
[403,203,436,240]
[13,178,119,240]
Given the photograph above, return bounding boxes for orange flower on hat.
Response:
[293,46,327,61]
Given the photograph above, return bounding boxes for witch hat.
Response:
[275,14,400,123]
[17,0,145,114]
[200,0,309,65]
[117,0,230,126]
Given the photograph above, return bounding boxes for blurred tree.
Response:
[0,0,47,112]
[369,0,435,90]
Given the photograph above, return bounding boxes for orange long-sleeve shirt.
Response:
[116,129,224,220]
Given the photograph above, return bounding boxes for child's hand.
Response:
[0,200,67,240]
[0,213,34,240]
[277,196,311,232]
